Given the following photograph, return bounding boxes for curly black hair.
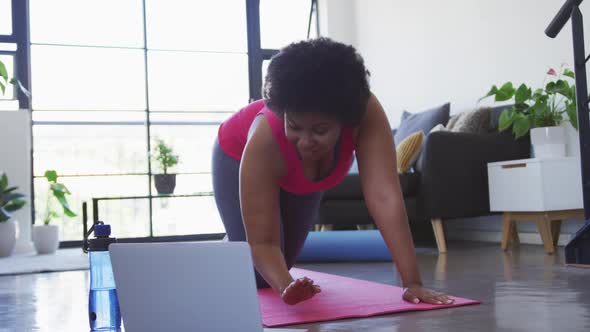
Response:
[263,37,371,127]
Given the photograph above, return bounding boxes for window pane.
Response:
[0,54,14,100]
[150,124,219,173]
[150,112,230,124]
[33,123,148,175]
[261,0,311,49]
[32,110,147,123]
[309,6,319,39]
[148,51,248,111]
[0,43,17,51]
[30,0,144,48]
[31,45,146,111]
[0,53,17,108]
[146,0,246,52]
[0,0,12,35]
[34,175,149,241]
[152,196,223,237]
[97,198,150,239]
[262,60,270,86]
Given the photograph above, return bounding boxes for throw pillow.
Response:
[448,107,491,133]
[429,123,447,133]
[396,131,424,173]
[446,113,461,130]
[394,102,450,144]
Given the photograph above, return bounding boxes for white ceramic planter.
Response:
[530,126,566,158]
[33,225,59,255]
[0,220,17,257]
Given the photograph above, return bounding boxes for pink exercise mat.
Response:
[257,268,480,327]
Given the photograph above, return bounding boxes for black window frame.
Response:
[8,0,319,248]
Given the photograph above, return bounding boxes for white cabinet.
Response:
[487,157,583,212]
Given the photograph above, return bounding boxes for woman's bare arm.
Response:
[355,94,452,305]
[240,116,293,294]
[354,94,422,288]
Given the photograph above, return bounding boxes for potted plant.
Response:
[152,137,179,195]
[0,59,30,98]
[0,173,27,257]
[0,59,14,97]
[480,65,578,158]
[33,170,76,255]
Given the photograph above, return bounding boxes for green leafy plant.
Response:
[0,173,27,223]
[479,65,578,139]
[41,170,76,225]
[0,59,11,96]
[152,137,179,174]
[0,59,30,97]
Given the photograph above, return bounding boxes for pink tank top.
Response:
[217,100,355,195]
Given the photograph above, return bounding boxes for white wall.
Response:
[321,0,588,245]
[0,110,34,253]
[323,0,590,126]
[319,0,357,46]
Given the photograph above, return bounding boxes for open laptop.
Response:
[110,241,304,332]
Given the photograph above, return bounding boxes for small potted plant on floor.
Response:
[152,137,179,195]
[480,65,578,158]
[33,170,77,255]
[0,173,27,257]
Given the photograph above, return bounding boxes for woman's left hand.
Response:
[403,285,455,305]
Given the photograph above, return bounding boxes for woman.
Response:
[213,37,453,306]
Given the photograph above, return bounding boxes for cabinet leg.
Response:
[537,218,555,254]
[502,213,518,251]
[551,220,562,247]
[510,221,520,248]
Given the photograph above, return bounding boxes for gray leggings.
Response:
[211,139,323,288]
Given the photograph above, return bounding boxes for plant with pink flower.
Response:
[480,65,578,138]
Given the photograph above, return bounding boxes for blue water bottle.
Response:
[87,222,121,331]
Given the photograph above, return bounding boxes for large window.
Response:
[25,0,319,243]
[0,0,12,36]
[0,0,18,111]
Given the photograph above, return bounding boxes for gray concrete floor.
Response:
[1,241,589,331]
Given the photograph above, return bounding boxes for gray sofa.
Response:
[317,106,531,252]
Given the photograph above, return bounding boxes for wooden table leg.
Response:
[510,221,519,248]
[320,224,333,231]
[431,218,447,253]
[537,215,555,254]
[501,213,513,251]
[551,220,562,247]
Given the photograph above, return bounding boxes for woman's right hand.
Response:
[280,277,321,305]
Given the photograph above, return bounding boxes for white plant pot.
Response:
[530,126,566,158]
[33,225,60,255]
[0,220,17,257]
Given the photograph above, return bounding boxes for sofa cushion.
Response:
[429,123,447,133]
[396,131,424,173]
[323,169,419,200]
[319,200,374,226]
[394,103,450,144]
[323,172,363,200]
[448,107,491,134]
[399,172,419,197]
[446,113,461,130]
